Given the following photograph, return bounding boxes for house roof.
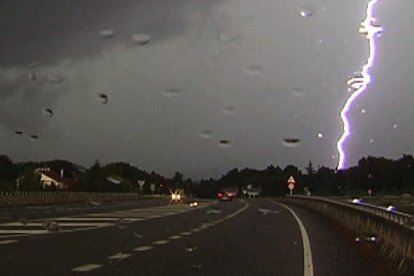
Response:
[35,168,74,187]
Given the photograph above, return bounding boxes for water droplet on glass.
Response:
[200,130,213,138]
[332,155,336,160]
[49,75,64,84]
[28,62,40,68]
[15,131,23,135]
[369,138,374,143]
[317,133,323,139]
[19,218,28,226]
[244,65,263,76]
[97,93,109,104]
[223,106,235,115]
[29,134,39,140]
[206,208,222,214]
[361,109,366,114]
[107,176,122,184]
[219,33,239,42]
[132,33,151,45]
[89,199,102,206]
[134,232,144,239]
[318,39,323,44]
[291,87,306,96]
[282,138,301,148]
[300,6,314,18]
[393,124,398,129]
[28,71,37,81]
[42,220,60,232]
[116,218,128,229]
[191,264,202,269]
[163,88,182,97]
[42,108,53,117]
[185,245,197,253]
[100,29,115,38]
[347,75,364,91]
[218,140,231,148]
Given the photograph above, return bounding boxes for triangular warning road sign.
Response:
[287,176,296,184]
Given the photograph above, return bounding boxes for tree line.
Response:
[0,154,413,196]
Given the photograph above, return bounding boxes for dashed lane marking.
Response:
[133,246,153,252]
[71,263,103,272]
[108,253,131,260]
[152,239,169,245]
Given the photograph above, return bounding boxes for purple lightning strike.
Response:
[336,0,383,170]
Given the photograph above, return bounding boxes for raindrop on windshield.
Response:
[393,124,398,129]
[15,131,23,135]
[317,133,323,139]
[116,218,128,229]
[49,75,64,84]
[42,108,53,117]
[132,33,151,45]
[199,130,213,138]
[244,65,263,75]
[282,138,301,148]
[300,6,314,18]
[185,245,197,253]
[97,93,109,104]
[29,134,39,141]
[361,109,366,114]
[219,33,239,42]
[291,87,306,96]
[218,140,231,148]
[223,106,235,115]
[134,232,144,239]
[28,71,37,81]
[100,29,115,38]
[163,88,182,97]
[19,218,28,226]
[369,138,374,143]
[42,220,60,232]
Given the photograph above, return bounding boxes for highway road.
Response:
[0,198,393,275]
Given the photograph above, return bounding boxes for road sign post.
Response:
[287,176,296,195]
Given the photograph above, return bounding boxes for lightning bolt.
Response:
[336,0,383,170]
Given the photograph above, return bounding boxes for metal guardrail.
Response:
[291,195,414,228]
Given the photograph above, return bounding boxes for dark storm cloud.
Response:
[0,0,221,67]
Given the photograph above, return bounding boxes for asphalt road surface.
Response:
[0,198,391,275]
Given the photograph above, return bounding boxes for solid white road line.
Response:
[277,203,314,276]
[0,239,18,245]
[71,263,103,272]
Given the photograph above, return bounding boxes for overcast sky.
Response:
[0,0,413,179]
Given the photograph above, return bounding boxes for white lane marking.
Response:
[133,246,153,252]
[180,231,192,236]
[71,263,103,272]
[277,203,314,276]
[192,228,201,232]
[0,239,18,245]
[168,235,182,240]
[0,230,48,234]
[53,217,123,221]
[153,239,169,245]
[108,252,131,260]
[226,202,250,219]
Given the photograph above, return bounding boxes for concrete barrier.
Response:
[284,196,414,275]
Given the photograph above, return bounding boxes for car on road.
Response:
[217,191,234,201]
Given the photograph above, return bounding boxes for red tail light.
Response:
[227,192,233,197]
[217,192,223,198]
